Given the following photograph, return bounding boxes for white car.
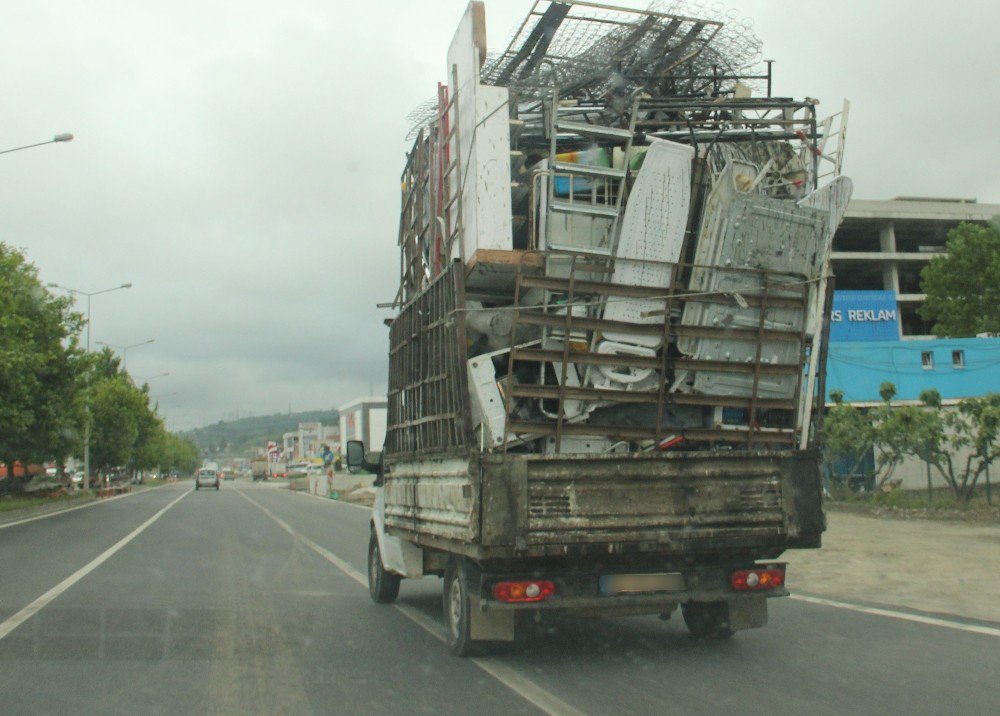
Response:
[195,468,219,490]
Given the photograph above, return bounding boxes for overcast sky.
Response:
[2,0,997,431]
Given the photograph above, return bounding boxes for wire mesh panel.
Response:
[385,261,472,460]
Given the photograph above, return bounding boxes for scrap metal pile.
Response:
[388,0,851,459]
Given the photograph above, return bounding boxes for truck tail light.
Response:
[731,566,785,591]
[492,580,556,603]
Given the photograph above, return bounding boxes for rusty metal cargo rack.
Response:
[385,262,473,459]
[502,251,811,451]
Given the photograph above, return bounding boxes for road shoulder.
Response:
[784,510,1000,624]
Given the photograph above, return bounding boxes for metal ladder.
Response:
[537,92,641,427]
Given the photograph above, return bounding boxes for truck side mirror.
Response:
[346,440,366,475]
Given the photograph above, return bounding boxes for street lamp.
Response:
[46,281,132,490]
[95,338,155,371]
[0,133,74,155]
[139,372,170,383]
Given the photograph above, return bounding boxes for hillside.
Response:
[181,409,339,456]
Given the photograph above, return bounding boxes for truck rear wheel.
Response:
[443,558,482,657]
[682,601,734,640]
[368,531,400,604]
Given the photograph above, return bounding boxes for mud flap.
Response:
[728,596,768,631]
[469,596,516,641]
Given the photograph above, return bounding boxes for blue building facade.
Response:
[825,337,1000,403]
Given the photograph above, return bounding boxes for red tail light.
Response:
[731,567,785,591]
[492,580,556,603]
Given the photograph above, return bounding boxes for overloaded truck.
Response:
[347,0,851,655]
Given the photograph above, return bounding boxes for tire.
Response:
[368,530,400,604]
[682,601,734,640]
[443,558,482,657]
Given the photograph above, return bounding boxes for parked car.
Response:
[194,467,220,490]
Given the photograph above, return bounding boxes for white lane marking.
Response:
[790,594,1000,638]
[236,488,582,716]
[0,489,189,642]
[0,485,167,530]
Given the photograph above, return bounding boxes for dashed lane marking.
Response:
[235,488,583,716]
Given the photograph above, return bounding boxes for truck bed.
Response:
[383,449,823,561]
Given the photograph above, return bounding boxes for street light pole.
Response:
[140,372,170,382]
[47,282,132,490]
[95,338,155,371]
[0,133,74,155]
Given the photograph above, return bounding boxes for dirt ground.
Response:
[784,508,1000,623]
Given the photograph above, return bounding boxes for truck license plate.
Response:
[600,573,685,595]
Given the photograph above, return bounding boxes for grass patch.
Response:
[826,486,1000,523]
[0,490,97,513]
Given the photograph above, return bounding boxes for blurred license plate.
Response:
[600,573,685,595]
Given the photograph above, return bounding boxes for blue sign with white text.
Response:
[830,291,900,341]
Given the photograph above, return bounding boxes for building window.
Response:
[952,350,965,368]
[921,351,935,370]
[901,304,935,337]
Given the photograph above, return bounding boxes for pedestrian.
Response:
[321,443,335,478]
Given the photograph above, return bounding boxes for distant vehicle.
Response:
[250,457,269,481]
[221,469,236,481]
[194,467,220,491]
[286,462,323,477]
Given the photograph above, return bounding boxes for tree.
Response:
[152,432,200,475]
[88,375,148,474]
[919,221,1000,337]
[822,383,929,490]
[822,383,999,500]
[926,391,1000,500]
[822,390,877,483]
[0,243,83,490]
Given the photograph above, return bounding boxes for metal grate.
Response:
[528,492,572,518]
[385,262,472,459]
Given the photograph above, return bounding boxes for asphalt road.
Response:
[0,481,997,715]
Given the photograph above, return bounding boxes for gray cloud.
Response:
[2,0,996,430]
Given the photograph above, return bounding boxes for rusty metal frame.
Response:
[386,261,473,460]
[504,253,809,449]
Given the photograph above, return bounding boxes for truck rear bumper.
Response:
[473,561,787,622]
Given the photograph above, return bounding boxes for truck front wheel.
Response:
[368,531,400,604]
[682,601,734,640]
[443,558,481,657]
